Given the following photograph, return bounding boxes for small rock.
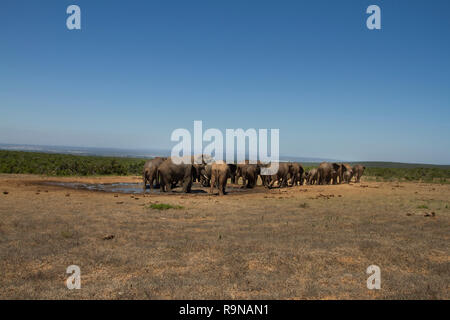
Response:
[103,235,115,240]
[3,191,8,195]
[114,194,118,197]
[65,194,70,197]
[116,201,124,205]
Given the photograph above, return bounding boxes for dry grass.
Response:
[0,174,448,299]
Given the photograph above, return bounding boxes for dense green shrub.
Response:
[301,164,450,183]
[0,150,146,176]
[1,150,449,181]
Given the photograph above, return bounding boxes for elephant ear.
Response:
[332,163,341,171]
[227,164,237,173]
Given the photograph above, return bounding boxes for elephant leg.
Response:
[210,173,216,194]
[183,178,192,193]
[149,172,155,190]
[143,172,147,193]
[166,178,172,192]
[159,176,166,192]
[281,175,288,188]
[219,175,226,195]
[268,175,275,189]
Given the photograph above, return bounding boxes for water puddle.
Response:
[41,181,263,195]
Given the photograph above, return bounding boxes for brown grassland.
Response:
[0,174,449,299]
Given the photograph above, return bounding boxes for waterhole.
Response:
[41,181,265,195]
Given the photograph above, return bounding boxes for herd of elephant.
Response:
[143,156,366,195]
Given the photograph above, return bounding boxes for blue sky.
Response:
[1,0,449,164]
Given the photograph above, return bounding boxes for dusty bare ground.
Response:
[0,174,448,299]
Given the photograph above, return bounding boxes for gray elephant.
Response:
[317,162,341,185]
[289,162,304,186]
[199,164,212,187]
[142,157,167,193]
[306,168,318,185]
[343,171,352,183]
[352,164,365,183]
[210,162,233,195]
[236,161,260,188]
[157,157,194,193]
[228,163,237,184]
[340,163,354,184]
[301,171,308,185]
[268,162,293,188]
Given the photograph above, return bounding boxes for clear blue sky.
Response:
[1,0,449,164]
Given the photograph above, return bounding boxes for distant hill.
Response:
[0,143,169,159]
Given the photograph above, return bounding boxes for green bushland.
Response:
[0,150,145,176]
[363,167,450,183]
[1,150,449,182]
[301,163,450,183]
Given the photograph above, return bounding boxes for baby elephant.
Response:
[210,162,231,196]
[343,170,353,183]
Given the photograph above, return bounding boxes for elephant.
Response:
[228,164,238,184]
[157,157,194,193]
[343,171,353,183]
[352,164,365,183]
[306,168,318,185]
[339,163,353,183]
[340,163,354,184]
[142,157,167,193]
[235,161,260,188]
[317,162,341,185]
[199,164,212,187]
[257,161,273,187]
[268,162,293,188]
[193,163,203,183]
[289,162,304,186]
[210,162,232,195]
[192,154,215,183]
[301,171,308,185]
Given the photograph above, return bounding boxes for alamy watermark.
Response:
[66,265,81,290]
[65,4,381,31]
[366,265,381,290]
[170,121,279,175]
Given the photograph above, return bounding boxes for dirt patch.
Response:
[0,174,449,299]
